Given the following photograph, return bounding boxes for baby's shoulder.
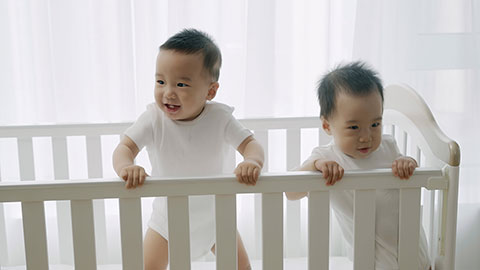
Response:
[380,134,398,149]
[310,143,337,159]
[206,101,234,115]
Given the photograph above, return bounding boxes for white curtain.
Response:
[0,0,478,269]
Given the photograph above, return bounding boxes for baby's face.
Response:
[154,49,218,121]
[322,91,383,159]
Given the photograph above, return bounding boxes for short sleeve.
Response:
[301,145,333,167]
[224,117,253,149]
[124,107,155,150]
[382,134,403,160]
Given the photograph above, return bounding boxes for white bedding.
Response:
[1,256,353,270]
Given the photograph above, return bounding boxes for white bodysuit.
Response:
[125,101,252,259]
[304,135,430,270]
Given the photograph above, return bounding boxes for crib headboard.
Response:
[0,84,460,270]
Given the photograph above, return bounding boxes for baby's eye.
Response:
[372,122,381,127]
[348,125,359,130]
[156,80,165,85]
[177,82,189,87]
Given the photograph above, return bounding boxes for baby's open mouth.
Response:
[358,147,370,153]
[165,104,181,112]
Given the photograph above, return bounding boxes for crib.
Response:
[0,84,460,270]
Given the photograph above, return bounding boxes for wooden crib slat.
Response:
[52,136,69,179]
[215,194,237,269]
[0,204,8,264]
[86,135,103,179]
[119,198,143,270]
[353,190,376,270]
[402,131,408,155]
[262,192,283,270]
[22,201,49,270]
[86,135,108,264]
[18,137,35,181]
[254,129,268,259]
[398,188,421,269]
[52,136,74,265]
[71,199,97,270]
[308,191,329,270]
[167,196,191,270]
[286,128,302,258]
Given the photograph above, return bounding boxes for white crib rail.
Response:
[0,168,448,270]
[0,84,460,269]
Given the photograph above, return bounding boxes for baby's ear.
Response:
[206,82,219,100]
[321,117,332,135]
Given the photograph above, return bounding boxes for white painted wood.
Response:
[0,93,461,270]
[18,137,35,181]
[385,84,460,166]
[22,201,49,270]
[52,136,74,265]
[353,190,376,270]
[119,198,143,270]
[167,196,191,270]
[215,194,237,269]
[441,166,459,270]
[262,192,283,270]
[308,191,329,270]
[254,129,268,259]
[402,131,408,155]
[0,169,444,202]
[71,199,97,270]
[398,188,421,270]
[286,128,302,258]
[86,135,108,264]
[0,204,7,265]
[254,193,262,258]
[286,128,301,170]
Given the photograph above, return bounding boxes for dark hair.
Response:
[160,29,222,81]
[317,61,384,119]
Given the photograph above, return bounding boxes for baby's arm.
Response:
[392,156,417,180]
[113,135,148,189]
[235,135,264,186]
[285,158,344,200]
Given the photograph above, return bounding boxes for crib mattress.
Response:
[1,256,353,270]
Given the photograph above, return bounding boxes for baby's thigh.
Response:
[144,228,169,270]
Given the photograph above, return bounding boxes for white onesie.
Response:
[304,135,430,270]
[125,101,252,259]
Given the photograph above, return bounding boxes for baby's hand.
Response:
[392,156,417,180]
[119,165,148,189]
[314,159,344,186]
[234,159,261,186]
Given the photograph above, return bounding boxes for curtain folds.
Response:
[0,0,478,268]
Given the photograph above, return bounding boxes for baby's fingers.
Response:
[139,170,147,185]
[392,161,399,178]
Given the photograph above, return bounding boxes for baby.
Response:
[113,29,263,270]
[286,62,430,270]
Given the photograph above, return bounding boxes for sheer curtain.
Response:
[0,0,478,269]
